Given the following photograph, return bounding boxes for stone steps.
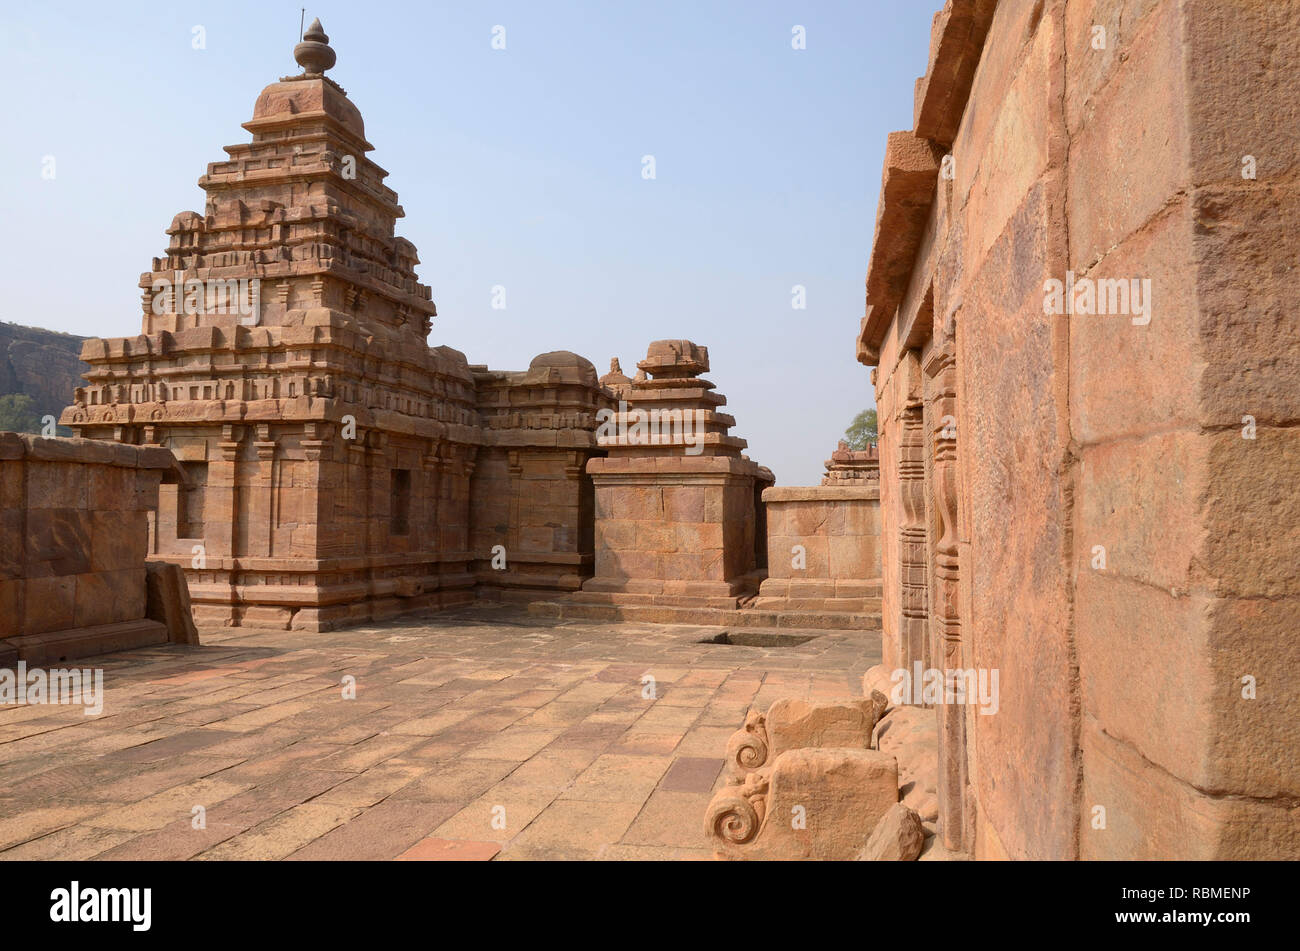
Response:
[525,598,881,631]
[1,620,170,666]
[750,597,884,613]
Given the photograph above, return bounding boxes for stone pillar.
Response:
[898,353,929,676]
[925,335,968,853]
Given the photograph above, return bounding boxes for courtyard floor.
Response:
[0,605,879,860]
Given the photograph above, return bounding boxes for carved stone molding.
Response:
[706,695,898,860]
[923,336,968,854]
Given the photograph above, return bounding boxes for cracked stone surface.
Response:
[0,605,879,860]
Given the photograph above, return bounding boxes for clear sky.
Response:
[0,1,935,485]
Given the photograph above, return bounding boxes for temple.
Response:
[0,5,1287,862]
[58,22,622,630]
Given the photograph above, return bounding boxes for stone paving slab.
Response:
[0,605,879,860]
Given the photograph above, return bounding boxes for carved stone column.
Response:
[924,334,968,853]
[898,352,929,677]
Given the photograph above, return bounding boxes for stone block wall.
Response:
[0,433,182,663]
[754,485,881,613]
[470,353,612,599]
[858,0,1299,859]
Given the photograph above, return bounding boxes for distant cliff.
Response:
[0,322,88,425]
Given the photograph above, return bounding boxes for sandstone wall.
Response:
[0,434,179,662]
[469,354,610,600]
[754,485,881,613]
[862,0,1298,859]
[1067,0,1300,860]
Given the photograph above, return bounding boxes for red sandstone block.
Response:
[25,462,88,509]
[1065,0,1188,269]
[0,433,24,461]
[675,523,723,551]
[397,838,500,861]
[828,535,869,579]
[662,485,706,523]
[0,461,22,512]
[1074,430,1206,595]
[74,568,146,629]
[913,0,997,147]
[1080,719,1300,859]
[86,465,132,511]
[0,509,25,579]
[20,575,76,635]
[635,522,680,554]
[90,511,148,573]
[0,580,19,635]
[658,552,704,582]
[26,509,92,576]
[1068,206,1199,446]
[1064,0,1159,135]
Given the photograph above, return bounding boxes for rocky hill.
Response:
[0,321,88,424]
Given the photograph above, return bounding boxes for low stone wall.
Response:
[753,485,881,613]
[0,433,195,663]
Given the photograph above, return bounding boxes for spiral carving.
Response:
[725,710,769,777]
[706,792,764,846]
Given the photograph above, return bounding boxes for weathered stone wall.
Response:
[469,353,612,599]
[755,441,882,613]
[860,0,1299,859]
[753,485,881,612]
[0,434,180,662]
[1067,0,1300,861]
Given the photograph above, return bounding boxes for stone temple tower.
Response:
[61,21,486,630]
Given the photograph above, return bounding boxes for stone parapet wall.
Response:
[0,433,187,662]
[753,483,881,614]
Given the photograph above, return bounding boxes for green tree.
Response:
[844,408,878,450]
[0,394,43,434]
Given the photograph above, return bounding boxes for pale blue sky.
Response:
[0,1,935,484]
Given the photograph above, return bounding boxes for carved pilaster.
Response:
[899,353,929,681]
[924,334,967,855]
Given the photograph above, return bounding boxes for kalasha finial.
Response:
[294,17,336,74]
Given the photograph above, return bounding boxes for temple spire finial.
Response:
[294,17,336,75]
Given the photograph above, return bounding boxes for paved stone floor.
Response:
[0,605,879,860]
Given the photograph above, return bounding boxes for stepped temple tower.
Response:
[60,22,612,630]
[571,340,773,610]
